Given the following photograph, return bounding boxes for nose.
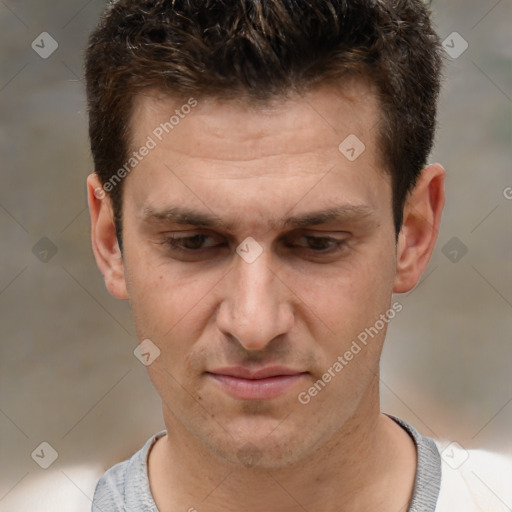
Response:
[216,247,294,351]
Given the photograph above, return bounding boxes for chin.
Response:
[219,438,307,470]
[200,418,318,470]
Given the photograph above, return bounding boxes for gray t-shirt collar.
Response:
[92,416,441,512]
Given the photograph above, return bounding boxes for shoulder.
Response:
[91,431,166,512]
[435,440,512,512]
[91,459,130,512]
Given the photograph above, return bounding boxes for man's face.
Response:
[118,81,398,467]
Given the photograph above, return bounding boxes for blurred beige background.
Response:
[0,0,511,510]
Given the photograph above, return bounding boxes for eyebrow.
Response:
[141,204,375,231]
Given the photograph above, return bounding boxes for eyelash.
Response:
[162,233,348,256]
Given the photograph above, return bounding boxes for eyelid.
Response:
[164,231,224,248]
[165,230,224,241]
[284,230,349,241]
[286,233,348,249]
[164,230,347,241]
[161,231,350,262]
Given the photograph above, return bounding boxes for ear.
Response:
[86,173,128,299]
[393,163,445,293]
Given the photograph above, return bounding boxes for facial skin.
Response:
[88,79,444,512]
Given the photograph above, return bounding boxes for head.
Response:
[86,0,445,469]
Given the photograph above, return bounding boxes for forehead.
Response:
[123,80,390,231]
[129,78,383,167]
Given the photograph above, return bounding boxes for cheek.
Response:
[125,264,215,396]
[286,244,396,343]
[126,261,213,341]
[292,260,395,411]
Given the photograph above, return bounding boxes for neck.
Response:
[148,377,416,512]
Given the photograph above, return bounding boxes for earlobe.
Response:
[86,173,129,300]
[393,164,445,293]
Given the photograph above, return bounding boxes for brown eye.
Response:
[291,235,346,253]
[304,236,337,251]
[164,233,221,252]
[180,234,209,250]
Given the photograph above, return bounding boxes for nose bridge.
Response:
[235,250,275,315]
[217,248,292,350]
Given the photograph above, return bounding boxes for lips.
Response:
[209,366,305,379]
[206,366,308,400]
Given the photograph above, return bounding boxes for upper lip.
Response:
[207,366,306,380]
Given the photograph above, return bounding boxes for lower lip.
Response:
[207,373,307,400]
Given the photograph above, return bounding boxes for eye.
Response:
[288,234,348,254]
[160,231,349,261]
[163,233,222,252]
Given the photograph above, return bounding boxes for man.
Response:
[85,1,511,511]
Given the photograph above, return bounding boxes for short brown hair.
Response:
[85,0,444,243]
